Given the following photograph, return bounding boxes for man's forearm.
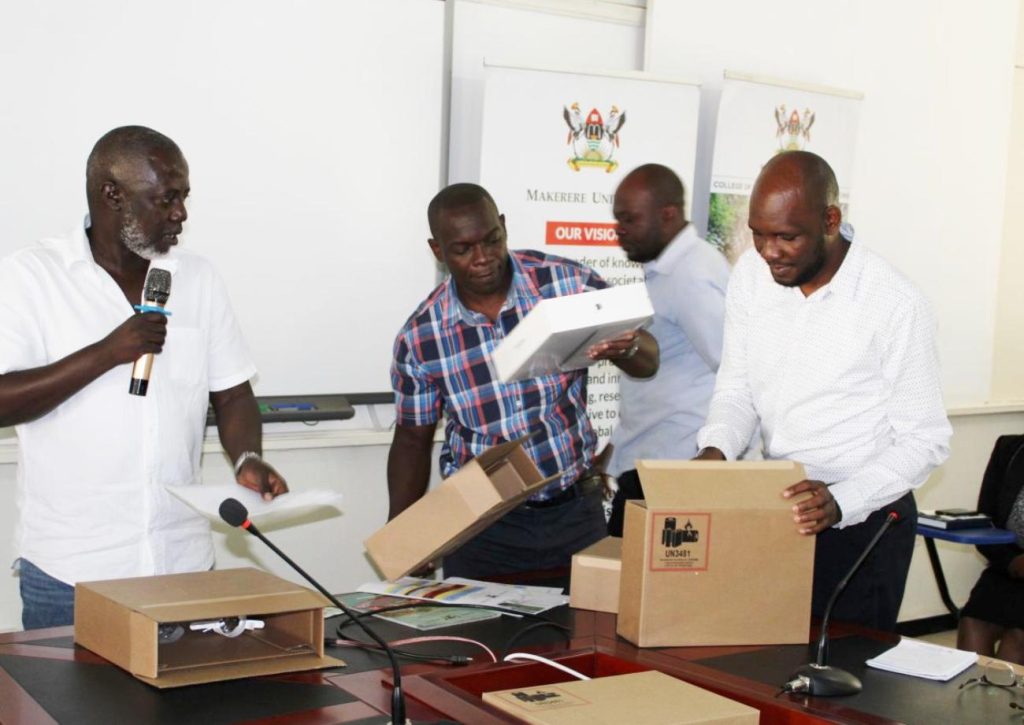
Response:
[211,382,263,465]
[612,331,658,378]
[387,428,434,519]
[0,342,114,427]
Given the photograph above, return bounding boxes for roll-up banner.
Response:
[478,63,700,442]
[708,71,863,263]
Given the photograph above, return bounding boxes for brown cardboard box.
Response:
[483,670,759,724]
[617,460,814,647]
[74,568,344,688]
[569,536,622,614]
[365,438,559,580]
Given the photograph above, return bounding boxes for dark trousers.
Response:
[607,468,643,538]
[442,492,606,579]
[812,492,917,632]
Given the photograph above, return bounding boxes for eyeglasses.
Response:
[959,660,1023,691]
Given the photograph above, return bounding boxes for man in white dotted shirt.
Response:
[695,151,952,631]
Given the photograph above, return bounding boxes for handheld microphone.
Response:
[219,498,407,725]
[782,511,900,697]
[129,267,172,396]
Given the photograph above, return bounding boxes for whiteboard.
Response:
[0,0,445,395]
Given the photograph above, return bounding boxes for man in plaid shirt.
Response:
[388,183,658,578]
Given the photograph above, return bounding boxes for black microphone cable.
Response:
[219,498,407,725]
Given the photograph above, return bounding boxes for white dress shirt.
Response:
[697,241,951,528]
[609,225,729,476]
[0,219,256,584]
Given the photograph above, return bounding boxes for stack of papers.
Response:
[358,576,568,614]
[866,637,978,680]
[329,592,501,631]
[168,483,343,525]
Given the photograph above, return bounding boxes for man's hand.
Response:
[1009,554,1024,579]
[783,479,840,535]
[586,330,640,362]
[236,458,289,501]
[693,447,726,461]
[100,312,168,366]
[409,561,439,578]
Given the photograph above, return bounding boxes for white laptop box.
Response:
[493,284,654,383]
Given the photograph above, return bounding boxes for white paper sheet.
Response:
[167,484,343,526]
[866,637,978,681]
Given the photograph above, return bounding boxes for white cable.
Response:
[503,652,590,680]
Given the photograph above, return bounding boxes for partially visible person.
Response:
[387,183,658,578]
[605,164,729,537]
[0,126,287,630]
[958,435,1024,664]
[695,151,951,631]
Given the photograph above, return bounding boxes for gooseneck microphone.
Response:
[219,498,406,725]
[782,511,900,697]
[129,267,172,396]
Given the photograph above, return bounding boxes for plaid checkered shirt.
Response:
[392,250,607,500]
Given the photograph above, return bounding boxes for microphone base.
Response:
[129,378,149,396]
[790,663,862,697]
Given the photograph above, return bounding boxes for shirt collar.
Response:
[444,252,538,326]
[800,225,861,302]
[645,224,696,277]
[59,215,96,270]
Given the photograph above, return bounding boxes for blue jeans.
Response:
[18,558,75,630]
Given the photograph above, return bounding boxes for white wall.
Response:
[646,0,1019,409]
[0,0,1020,631]
[0,0,445,396]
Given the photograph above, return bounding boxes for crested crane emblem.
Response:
[563,102,626,172]
[774,105,815,152]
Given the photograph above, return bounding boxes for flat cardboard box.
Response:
[483,670,759,724]
[569,536,622,614]
[493,284,654,383]
[74,568,344,688]
[365,438,559,580]
[617,460,814,648]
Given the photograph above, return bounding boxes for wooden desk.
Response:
[0,607,1009,724]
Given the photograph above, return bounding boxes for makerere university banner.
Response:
[708,71,863,263]
[478,63,700,443]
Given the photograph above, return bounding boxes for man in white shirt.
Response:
[696,151,951,630]
[0,126,288,629]
[606,164,729,536]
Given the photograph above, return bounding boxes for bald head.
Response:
[86,126,184,206]
[613,163,688,263]
[748,151,846,294]
[620,163,686,211]
[427,183,499,238]
[85,126,190,261]
[752,151,838,213]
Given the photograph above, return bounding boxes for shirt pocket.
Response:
[163,326,207,387]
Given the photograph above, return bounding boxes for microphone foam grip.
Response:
[219,498,249,527]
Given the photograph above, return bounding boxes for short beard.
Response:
[120,209,161,260]
[781,241,827,288]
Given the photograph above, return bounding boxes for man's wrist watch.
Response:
[234,450,262,475]
[619,337,641,360]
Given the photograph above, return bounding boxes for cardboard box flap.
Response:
[574,536,622,570]
[473,435,530,470]
[368,470,560,579]
[137,652,344,689]
[636,460,806,509]
[78,568,328,622]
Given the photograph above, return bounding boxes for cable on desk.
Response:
[503,652,590,680]
[327,637,481,665]
[500,620,572,659]
[335,601,569,638]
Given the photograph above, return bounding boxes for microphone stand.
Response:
[784,511,899,697]
[223,503,407,724]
